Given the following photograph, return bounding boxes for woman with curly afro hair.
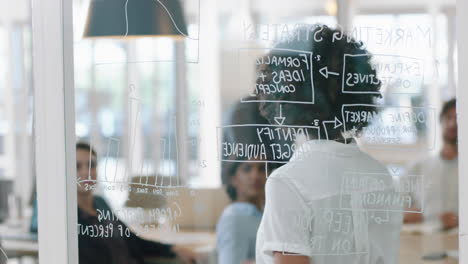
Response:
[255,25,402,264]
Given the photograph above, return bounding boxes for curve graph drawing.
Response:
[123,0,199,40]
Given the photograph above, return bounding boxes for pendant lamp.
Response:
[83,0,188,38]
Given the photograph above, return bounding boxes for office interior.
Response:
[0,0,459,263]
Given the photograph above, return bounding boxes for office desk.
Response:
[0,223,38,263]
[2,240,38,258]
[400,232,458,264]
[133,227,216,251]
[135,225,459,264]
[130,225,217,264]
[1,223,458,264]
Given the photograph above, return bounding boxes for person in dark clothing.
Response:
[76,142,197,264]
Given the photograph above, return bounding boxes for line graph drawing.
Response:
[86,0,201,64]
[124,0,130,37]
[152,0,198,40]
[123,0,199,40]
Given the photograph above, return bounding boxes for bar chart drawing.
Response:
[77,86,185,190]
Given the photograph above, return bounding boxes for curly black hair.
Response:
[256,25,382,140]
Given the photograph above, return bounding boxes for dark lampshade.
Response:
[83,0,188,38]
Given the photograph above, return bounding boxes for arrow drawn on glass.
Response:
[274,105,286,126]
[319,66,340,79]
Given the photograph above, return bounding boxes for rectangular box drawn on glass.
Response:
[216,124,320,164]
[342,54,424,94]
[341,104,436,150]
[278,208,369,256]
[339,171,424,213]
[238,48,315,104]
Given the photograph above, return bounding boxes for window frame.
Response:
[32,0,78,263]
[457,0,468,259]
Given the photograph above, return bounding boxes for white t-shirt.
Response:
[256,140,402,264]
[407,155,458,223]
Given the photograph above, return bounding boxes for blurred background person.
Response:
[404,99,458,230]
[75,142,197,264]
[217,159,267,264]
[217,97,282,264]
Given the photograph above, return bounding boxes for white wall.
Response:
[0,0,29,23]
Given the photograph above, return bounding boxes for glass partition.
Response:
[0,5,37,263]
[64,0,459,264]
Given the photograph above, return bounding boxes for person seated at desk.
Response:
[217,159,267,264]
[217,99,281,264]
[404,99,458,230]
[75,142,197,264]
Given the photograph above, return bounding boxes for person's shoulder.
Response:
[358,150,389,172]
[268,162,293,180]
[267,148,317,181]
[217,203,261,234]
[220,202,261,219]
